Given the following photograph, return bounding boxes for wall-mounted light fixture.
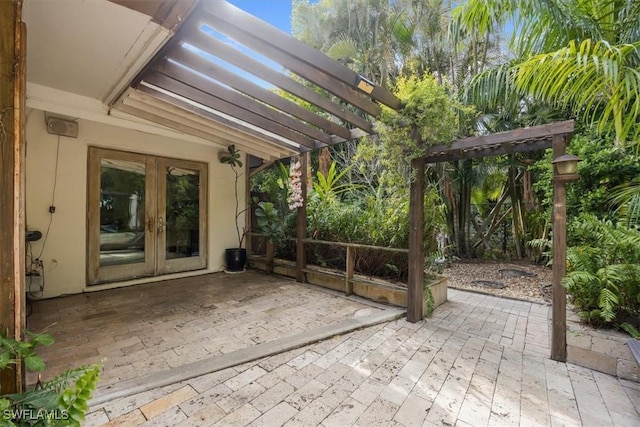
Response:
[553,154,582,180]
[355,75,375,94]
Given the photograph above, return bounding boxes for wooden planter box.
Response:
[249,256,448,316]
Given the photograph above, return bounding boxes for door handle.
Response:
[157,217,164,233]
[147,217,154,233]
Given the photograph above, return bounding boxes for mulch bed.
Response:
[443,260,552,305]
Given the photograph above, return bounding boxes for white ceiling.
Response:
[24,0,171,102]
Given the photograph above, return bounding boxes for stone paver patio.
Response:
[27,272,395,388]
[74,286,640,426]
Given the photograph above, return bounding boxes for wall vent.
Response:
[46,117,79,138]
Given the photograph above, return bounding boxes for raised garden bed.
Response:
[566,310,640,382]
[249,256,447,316]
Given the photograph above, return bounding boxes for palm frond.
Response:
[464,63,520,111]
[514,39,640,144]
[611,182,640,227]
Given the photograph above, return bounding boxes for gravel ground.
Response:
[442,260,553,305]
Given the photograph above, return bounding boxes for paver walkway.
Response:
[84,289,640,426]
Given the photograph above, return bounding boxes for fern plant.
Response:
[0,332,101,426]
[563,214,640,335]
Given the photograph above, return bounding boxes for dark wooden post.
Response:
[407,157,425,322]
[1,0,26,394]
[296,152,308,282]
[244,155,252,259]
[551,135,568,362]
[345,246,355,295]
[266,240,274,273]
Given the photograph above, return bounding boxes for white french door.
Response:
[87,147,207,285]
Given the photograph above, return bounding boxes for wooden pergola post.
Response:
[244,157,252,259]
[0,0,26,394]
[407,157,425,322]
[296,152,309,282]
[551,134,568,362]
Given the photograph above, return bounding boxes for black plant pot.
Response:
[225,248,247,272]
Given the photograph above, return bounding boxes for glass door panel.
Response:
[157,158,207,274]
[88,148,156,284]
[99,158,147,266]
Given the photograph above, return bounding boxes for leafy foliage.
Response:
[0,332,101,426]
[453,0,640,145]
[563,215,640,334]
[254,201,281,244]
[0,332,53,373]
[313,162,359,204]
[611,181,640,228]
[250,161,298,260]
[376,74,472,162]
[515,39,640,143]
[529,131,640,224]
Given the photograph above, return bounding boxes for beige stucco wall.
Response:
[25,109,244,298]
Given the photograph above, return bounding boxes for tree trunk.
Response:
[456,160,473,257]
[318,147,331,178]
[508,165,525,258]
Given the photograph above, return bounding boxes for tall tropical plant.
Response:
[313,162,359,204]
[453,0,640,145]
[219,145,247,248]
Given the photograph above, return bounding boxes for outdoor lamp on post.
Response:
[553,154,582,180]
[551,152,581,362]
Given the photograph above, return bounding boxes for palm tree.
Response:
[292,0,395,86]
[454,0,640,145]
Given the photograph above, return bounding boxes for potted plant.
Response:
[219,145,249,272]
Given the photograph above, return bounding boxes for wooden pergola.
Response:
[406,119,575,363]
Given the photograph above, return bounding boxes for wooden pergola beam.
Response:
[201,0,401,112]
[0,0,26,394]
[180,27,375,133]
[146,68,326,146]
[117,103,281,161]
[131,87,299,157]
[166,46,353,141]
[425,120,575,162]
[424,138,553,163]
[200,5,382,117]
[154,57,334,144]
[143,72,319,150]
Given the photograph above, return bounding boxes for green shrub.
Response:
[0,332,101,426]
[563,215,640,335]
